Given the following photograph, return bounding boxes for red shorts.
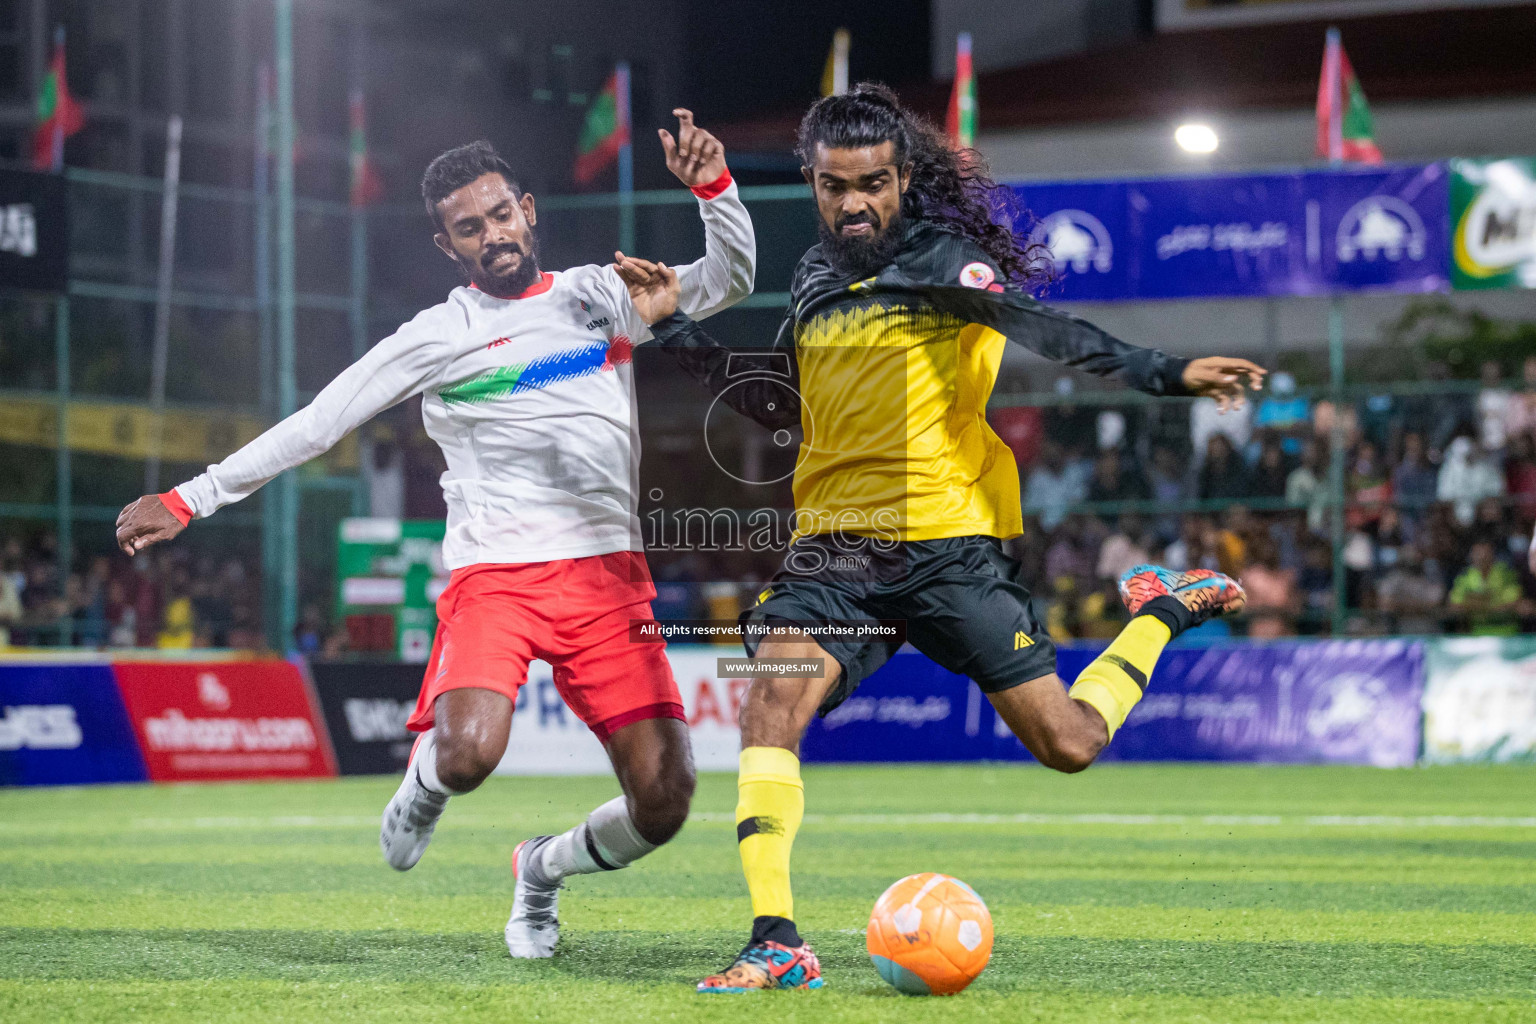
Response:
[406,550,683,743]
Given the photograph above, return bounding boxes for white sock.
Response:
[411,730,462,797]
[537,796,656,882]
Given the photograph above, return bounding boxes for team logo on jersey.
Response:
[959,262,995,289]
[487,336,512,349]
[579,299,591,313]
[1014,631,1034,650]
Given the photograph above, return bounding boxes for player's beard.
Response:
[464,233,542,298]
[818,207,904,279]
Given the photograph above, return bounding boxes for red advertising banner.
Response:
[111,660,337,782]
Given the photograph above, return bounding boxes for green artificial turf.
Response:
[2,763,1534,1022]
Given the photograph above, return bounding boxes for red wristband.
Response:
[690,168,733,201]
[159,489,193,527]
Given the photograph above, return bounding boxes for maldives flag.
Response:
[946,32,976,149]
[31,26,86,171]
[1316,27,1382,164]
[348,88,385,207]
[573,65,629,186]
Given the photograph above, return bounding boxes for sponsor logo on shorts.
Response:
[1014,631,1035,650]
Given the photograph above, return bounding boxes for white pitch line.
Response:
[87,811,1535,832]
[696,811,1536,828]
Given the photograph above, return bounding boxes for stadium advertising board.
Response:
[0,662,148,786]
[802,640,1423,767]
[492,648,747,775]
[313,649,748,777]
[111,660,336,782]
[1450,157,1536,290]
[1422,636,1536,763]
[309,661,420,775]
[801,653,979,763]
[1154,0,1526,32]
[1060,640,1424,767]
[0,168,68,292]
[1015,164,1450,301]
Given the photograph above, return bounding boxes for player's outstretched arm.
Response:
[916,264,1265,402]
[614,252,798,430]
[653,108,755,321]
[116,310,453,553]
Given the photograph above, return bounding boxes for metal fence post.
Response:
[1328,297,1347,636]
[54,293,72,645]
[271,0,299,653]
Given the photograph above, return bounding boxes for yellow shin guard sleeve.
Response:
[1067,615,1173,741]
[736,746,804,923]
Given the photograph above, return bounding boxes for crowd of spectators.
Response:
[1012,358,1536,639]
[0,533,265,650]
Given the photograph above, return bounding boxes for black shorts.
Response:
[740,535,1057,716]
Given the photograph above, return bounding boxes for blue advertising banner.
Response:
[1133,174,1306,298]
[804,640,1423,767]
[1015,179,1132,302]
[801,653,978,763]
[1308,163,1449,295]
[1014,164,1450,302]
[0,663,149,786]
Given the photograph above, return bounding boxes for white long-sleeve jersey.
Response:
[174,175,754,569]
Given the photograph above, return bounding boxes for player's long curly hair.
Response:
[796,83,1052,289]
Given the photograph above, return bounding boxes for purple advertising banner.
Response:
[803,640,1424,767]
[1013,164,1451,302]
[1049,639,1424,766]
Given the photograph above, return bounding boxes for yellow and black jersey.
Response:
[652,218,1192,542]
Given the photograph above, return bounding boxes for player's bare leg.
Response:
[992,565,1248,773]
[508,717,695,958]
[381,687,510,871]
[698,628,834,993]
[989,675,1109,773]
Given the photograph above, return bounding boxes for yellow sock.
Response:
[736,746,804,923]
[1067,615,1172,741]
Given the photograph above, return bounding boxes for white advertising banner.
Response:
[1155,0,1528,32]
[1422,637,1536,764]
[494,645,746,775]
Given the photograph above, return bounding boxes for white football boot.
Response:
[506,835,562,958]
[379,730,450,871]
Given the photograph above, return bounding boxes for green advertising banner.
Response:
[1450,157,1536,290]
[335,518,447,663]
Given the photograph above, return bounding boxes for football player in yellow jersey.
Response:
[615,84,1265,993]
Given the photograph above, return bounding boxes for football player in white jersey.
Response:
[114,110,753,959]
